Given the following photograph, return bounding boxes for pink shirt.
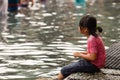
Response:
[87,35,106,68]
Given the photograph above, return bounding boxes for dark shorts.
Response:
[61,59,100,78]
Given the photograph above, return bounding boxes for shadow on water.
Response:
[0,0,120,80]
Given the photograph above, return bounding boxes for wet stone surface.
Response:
[65,69,120,80]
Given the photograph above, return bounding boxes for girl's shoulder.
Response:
[88,35,102,42]
[88,35,96,42]
[88,35,96,40]
[89,35,102,39]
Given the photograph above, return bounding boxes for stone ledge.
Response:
[64,69,120,80]
[36,78,53,80]
[36,69,120,80]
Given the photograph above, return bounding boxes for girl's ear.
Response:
[84,27,88,32]
[84,28,89,34]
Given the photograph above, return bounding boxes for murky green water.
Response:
[0,0,120,80]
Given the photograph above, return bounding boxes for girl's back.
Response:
[87,35,106,68]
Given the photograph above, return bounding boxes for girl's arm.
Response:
[74,52,96,61]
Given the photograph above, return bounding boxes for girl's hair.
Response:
[79,15,102,37]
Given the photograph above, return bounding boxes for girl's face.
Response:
[78,26,89,36]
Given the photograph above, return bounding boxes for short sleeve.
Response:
[87,36,97,54]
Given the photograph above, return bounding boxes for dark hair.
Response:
[97,26,103,33]
[79,15,102,37]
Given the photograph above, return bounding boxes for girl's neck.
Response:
[85,34,90,38]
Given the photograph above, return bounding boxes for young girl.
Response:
[57,15,106,80]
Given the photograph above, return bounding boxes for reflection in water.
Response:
[0,14,8,43]
[0,0,8,43]
[0,0,120,80]
[0,0,8,14]
[0,0,8,32]
[0,14,8,33]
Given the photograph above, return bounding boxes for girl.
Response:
[57,15,106,80]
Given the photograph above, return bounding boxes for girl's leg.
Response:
[56,59,100,80]
[57,72,64,80]
[57,60,83,80]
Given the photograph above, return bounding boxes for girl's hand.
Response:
[73,52,81,58]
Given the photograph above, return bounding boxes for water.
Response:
[0,0,120,80]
